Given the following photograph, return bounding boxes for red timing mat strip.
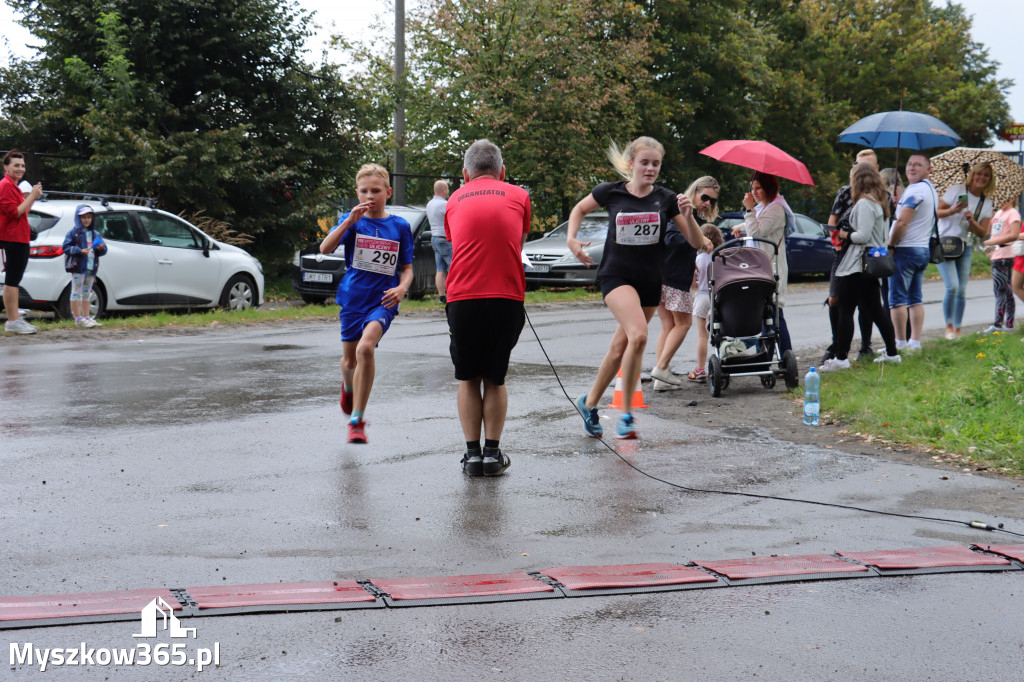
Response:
[971,544,1024,562]
[693,554,869,580]
[187,581,375,609]
[0,589,181,622]
[838,545,1012,570]
[369,572,554,601]
[540,563,717,590]
[3,545,1021,628]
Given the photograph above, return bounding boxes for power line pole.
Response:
[393,0,407,205]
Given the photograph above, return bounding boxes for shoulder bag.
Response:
[863,245,896,278]
[940,195,985,259]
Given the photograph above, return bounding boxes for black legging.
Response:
[832,272,897,360]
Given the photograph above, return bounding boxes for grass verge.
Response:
[22,286,603,331]
[819,331,1024,476]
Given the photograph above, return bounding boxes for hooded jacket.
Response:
[63,205,108,274]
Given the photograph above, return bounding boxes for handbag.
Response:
[940,236,965,258]
[863,246,896,278]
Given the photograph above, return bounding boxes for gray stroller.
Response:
[706,238,799,397]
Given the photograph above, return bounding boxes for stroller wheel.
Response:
[781,350,800,390]
[708,356,724,398]
[760,374,776,389]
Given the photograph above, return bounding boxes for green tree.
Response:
[349,0,657,226]
[0,0,368,268]
[747,0,1012,215]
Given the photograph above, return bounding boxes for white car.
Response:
[8,195,264,319]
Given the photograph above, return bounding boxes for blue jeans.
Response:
[431,236,452,272]
[936,249,972,327]
[888,246,929,308]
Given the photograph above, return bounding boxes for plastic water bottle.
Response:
[803,367,820,426]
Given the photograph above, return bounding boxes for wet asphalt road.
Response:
[2,280,1022,679]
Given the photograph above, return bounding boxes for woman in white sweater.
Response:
[820,164,901,371]
[733,171,793,354]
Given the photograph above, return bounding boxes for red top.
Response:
[444,177,531,302]
[0,175,30,243]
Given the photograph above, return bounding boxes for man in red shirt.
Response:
[1,150,42,334]
[444,139,531,477]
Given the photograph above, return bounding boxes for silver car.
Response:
[9,195,264,319]
[523,214,608,288]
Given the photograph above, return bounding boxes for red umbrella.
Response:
[699,140,815,186]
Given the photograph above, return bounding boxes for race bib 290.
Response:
[352,234,400,276]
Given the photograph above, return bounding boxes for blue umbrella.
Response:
[838,110,961,150]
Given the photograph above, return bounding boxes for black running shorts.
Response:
[0,241,30,288]
[446,298,526,385]
[599,276,661,308]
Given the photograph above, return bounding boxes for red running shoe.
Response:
[340,382,353,415]
[347,419,367,444]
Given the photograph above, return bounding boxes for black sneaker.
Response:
[482,448,511,476]
[820,349,834,365]
[857,347,873,361]
[461,450,483,476]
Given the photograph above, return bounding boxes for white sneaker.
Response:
[818,358,851,372]
[75,318,90,327]
[85,317,102,327]
[652,378,682,391]
[981,325,1003,334]
[4,318,37,334]
[906,340,922,351]
[895,340,907,350]
[874,353,903,364]
[944,331,957,341]
[650,367,682,385]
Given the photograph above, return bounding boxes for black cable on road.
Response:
[523,310,1024,540]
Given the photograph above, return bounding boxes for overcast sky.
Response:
[2,0,1021,147]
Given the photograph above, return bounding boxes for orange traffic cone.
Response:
[606,369,648,410]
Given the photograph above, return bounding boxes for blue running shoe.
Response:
[576,394,602,437]
[616,413,637,439]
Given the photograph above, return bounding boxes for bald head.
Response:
[433,180,449,199]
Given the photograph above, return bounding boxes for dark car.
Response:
[715,211,833,277]
[291,205,438,304]
[522,214,608,288]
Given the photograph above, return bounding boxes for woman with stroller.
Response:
[650,176,720,391]
[731,172,793,355]
[819,164,901,371]
[567,136,705,439]
[935,161,994,340]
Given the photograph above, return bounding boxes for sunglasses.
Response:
[699,193,718,206]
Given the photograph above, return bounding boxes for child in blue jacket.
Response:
[62,205,108,327]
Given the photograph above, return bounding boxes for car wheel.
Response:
[56,284,106,321]
[219,274,257,311]
[300,293,327,305]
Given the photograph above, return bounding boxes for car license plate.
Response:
[528,263,549,273]
[302,272,333,283]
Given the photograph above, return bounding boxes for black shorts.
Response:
[599,276,661,307]
[0,241,29,287]
[446,298,525,385]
